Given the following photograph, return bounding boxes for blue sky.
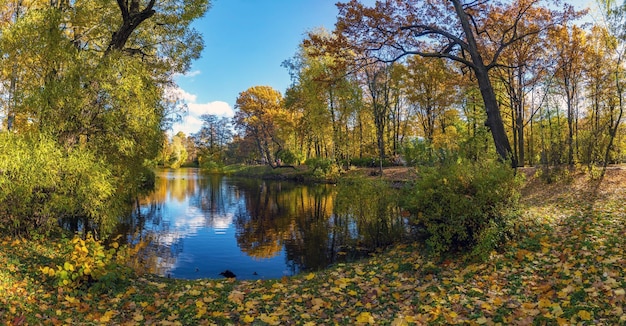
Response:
[171,0,350,136]
[170,0,596,136]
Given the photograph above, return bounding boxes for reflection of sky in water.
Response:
[136,169,292,280]
[127,168,406,281]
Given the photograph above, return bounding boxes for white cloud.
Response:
[170,87,197,103]
[185,70,201,78]
[169,87,235,137]
[188,101,234,117]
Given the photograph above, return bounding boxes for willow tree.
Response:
[0,0,208,193]
[0,0,208,234]
[336,0,577,166]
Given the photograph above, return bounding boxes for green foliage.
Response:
[276,149,299,165]
[200,159,224,173]
[400,138,435,166]
[39,233,133,292]
[0,133,120,237]
[347,157,394,167]
[402,160,522,260]
[305,157,341,181]
[305,157,331,170]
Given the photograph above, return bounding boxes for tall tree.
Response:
[335,0,577,166]
[194,114,232,164]
[233,86,287,166]
[551,25,586,166]
[596,0,626,169]
[0,0,208,195]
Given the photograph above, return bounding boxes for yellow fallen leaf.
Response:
[391,316,409,326]
[242,315,255,323]
[100,310,116,323]
[476,316,488,324]
[259,313,280,325]
[356,311,375,324]
[615,288,625,296]
[578,310,592,321]
[305,273,315,281]
[538,298,552,308]
[133,312,144,322]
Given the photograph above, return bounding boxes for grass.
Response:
[1,168,625,325]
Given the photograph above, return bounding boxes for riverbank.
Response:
[221,163,419,185]
[1,168,625,324]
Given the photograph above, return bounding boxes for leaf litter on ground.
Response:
[1,168,625,325]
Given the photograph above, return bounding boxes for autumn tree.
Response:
[194,114,232,165]
[336,0,577,166]
[405,55,459,150]
[594,0,626,168]
[0,0,208,235]
[550,25,587,166]
[285,29,363,162]
[234,86,289,166]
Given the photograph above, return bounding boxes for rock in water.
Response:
[219,270,236,278]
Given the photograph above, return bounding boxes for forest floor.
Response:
[1,167,625,325]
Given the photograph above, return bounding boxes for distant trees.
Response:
[226,0,626,172]
[334,0,578,166]
[194,114,233,166]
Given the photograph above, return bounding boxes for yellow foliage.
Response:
[356,311,375,324]
[577,310,592,321]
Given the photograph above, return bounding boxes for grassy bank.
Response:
[1,169,625,325]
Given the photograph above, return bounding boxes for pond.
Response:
[118,168,410,280]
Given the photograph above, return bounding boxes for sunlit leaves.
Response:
[2,171,626,324]
[233,86,289,167]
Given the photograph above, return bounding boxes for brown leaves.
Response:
[1,173,626,324]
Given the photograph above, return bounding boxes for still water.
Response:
[123,168,407,280]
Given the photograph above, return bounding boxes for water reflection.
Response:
[120,168,409,280]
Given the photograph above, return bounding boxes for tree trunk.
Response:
[452,0,515,166]
[475,68,516,166]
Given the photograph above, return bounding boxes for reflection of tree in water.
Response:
[234,179,294,259]
[233,178,409,272]
[117,201,183,276]
[334,178,407,249]
[283,185,336,273]
[116,169,411,277]
[195,174,230,216]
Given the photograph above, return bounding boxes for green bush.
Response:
[200,159,224,173]
[347,157,394,167]
[402,159,522,260]
[40,233,133,292]
[0,133,120,236]
[276,149,299,165]
[305,157,341,181]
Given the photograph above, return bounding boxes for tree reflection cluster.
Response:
[117,169,411,278]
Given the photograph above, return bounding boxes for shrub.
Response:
[402,159,522,260]
[347,157,394,168]
[200,159,224,173]
[306,157,341,181]
[0,133,119,236]
[276,149,299,165]
[39,233,134,292]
